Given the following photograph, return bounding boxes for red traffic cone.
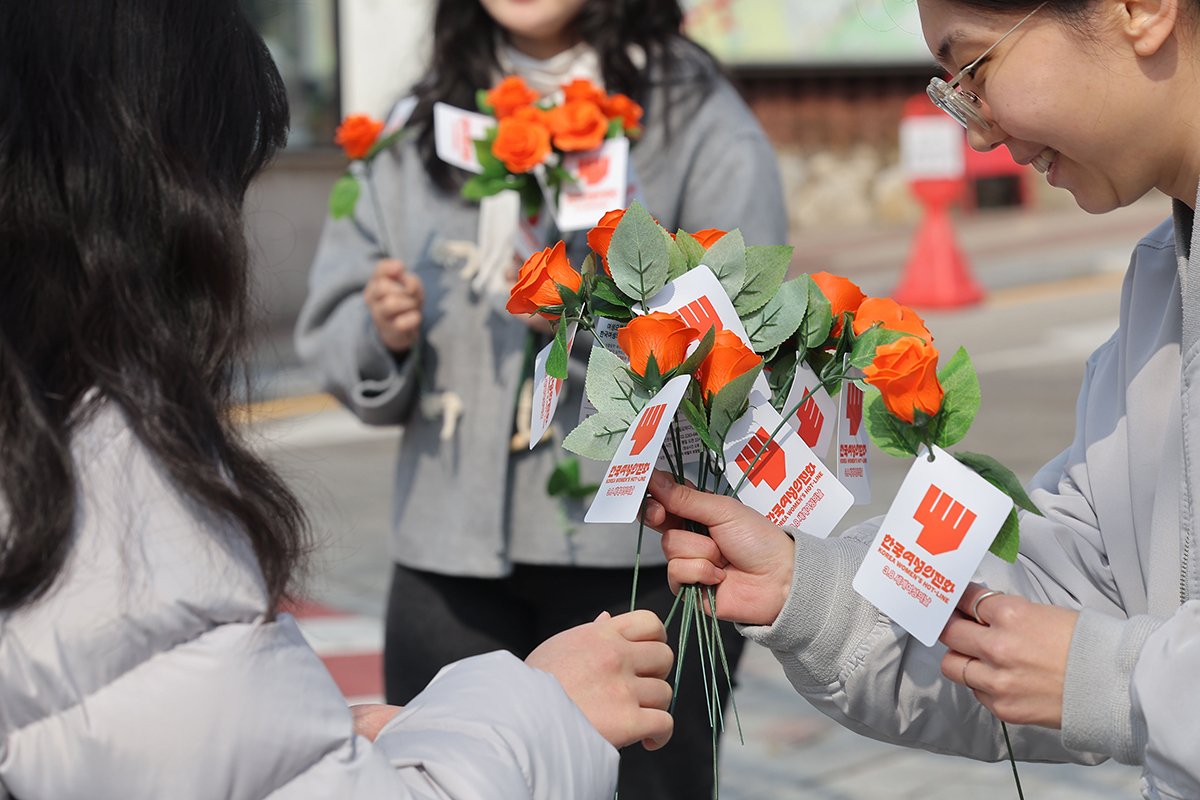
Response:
[892,178,984,309]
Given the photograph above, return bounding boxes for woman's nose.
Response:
[967,123,1007,153]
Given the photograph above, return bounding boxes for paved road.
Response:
[247,194,1172,798]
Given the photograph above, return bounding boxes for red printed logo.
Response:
[457,118,472,161]
[794,396,824,448]
[845,383,863,436]
[734,427,787,490]
[576,156,609,185]
[676,296,723,336]
[629,403,667,456]
[913,484,977,555]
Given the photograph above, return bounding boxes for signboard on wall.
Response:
[682,0,936,67]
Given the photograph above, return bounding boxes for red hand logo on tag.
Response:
[456,118,471,161]
[846,383,863,436]
[794,396,824,448]
[576,156,609,186]
[913,484,977,555]
[630,403,667,456]
[676,296,723,336]
[734,427,787,490]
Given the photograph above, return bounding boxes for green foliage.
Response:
[547,457,601,499]
[583,346,651,419]
[589,274,635,321]
[930,347,980,449]
[798,275,833,350]
[675,325,717,378]
[607,201,670,302]
[862,388,926,458]
[475,88,493,114]
[680,397,722,454]
[364,128,410,161]
[563,412,634,461]
[700,229,747,302]
[955,451,1043,516]
[744,276,807,353]
[708,362,764,444]
[734,245,793,315]
[672,230,706,276]
[847,326,909,370]
[547,318,571,380]
[328,174,360,220]
[989,509,1021,563]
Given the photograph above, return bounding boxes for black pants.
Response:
[384,562,746,800]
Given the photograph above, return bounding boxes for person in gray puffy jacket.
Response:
[647,0,1200,797]
[0,2,675,798]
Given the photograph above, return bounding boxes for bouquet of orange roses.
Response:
[459,76,642,224]
[505,201,1038,796]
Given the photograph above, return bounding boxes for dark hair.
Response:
[0,0,307,613]
[407,0,715,189]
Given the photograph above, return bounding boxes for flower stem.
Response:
[1002,721,1025,800]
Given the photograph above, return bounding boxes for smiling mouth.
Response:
[1031,148,1057,174]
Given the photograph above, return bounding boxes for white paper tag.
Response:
[783,362,836,463]
[516,207,556,262]
[643,266,751,347]
[384,95,419,136]
[586,374,692,524]
[553,137,630,232]
[529,322,577,448]
[852,445,1013,646]
[722,391,853,538]
[836,373,871,504]
[433,102,494,175]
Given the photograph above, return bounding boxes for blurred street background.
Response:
[240,0,1163,795]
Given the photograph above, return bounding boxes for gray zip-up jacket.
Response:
[0,401,618,799]
[295,44,788,578]
[741,195,1200,799]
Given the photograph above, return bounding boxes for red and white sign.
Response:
[836,378,871,504]
[722,390,853,538]
[852,444,1012,646]
[585,374,692,523]
[528,322,577,448]
[782,362,835,463]
[432,102,494,174]
[554,137,630,232]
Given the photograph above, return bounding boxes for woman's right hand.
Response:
[644,470,796,627]
[364,258,424,353]
[525,609,674,751]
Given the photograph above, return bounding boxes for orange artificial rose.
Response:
[485,76,541,119]
[491,113,551,173]
[587,208,625,273]
[506,241,581,319]
[602,93,644,130]
[691,228,727,250]
[862,337,944,424]
[811,271,866,338]
[547,100,609,152]
[617,312,701,377]
[851,297,932,342]
[334,114,385,160]
[562,78,607,107]
[695,329,761,403]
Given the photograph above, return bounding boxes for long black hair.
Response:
[408,0,716,189]
[0,0,307,613]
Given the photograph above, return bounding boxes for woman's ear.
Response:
[1119,0,1179,56]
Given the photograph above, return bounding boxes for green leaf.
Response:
[364,127,411,161]
[461,174,511,201]
[674,230,706,273]
[798,275,833,349]
[328,173,360,220]
[583,346,651,420]
[954,451,1043,516]
[680,397,721,455]
[862,388,924,458]
[580,252,597,278]
[606,117,624,138]
[847,326,909,370]
[473,129,505,175]
[931,347,980,449]
[563,411,631,461]
[699,228,747,301]
[589,275,635,321]
[475,88,493,114]
[547,318,570,380]
[708,362,764,443]
[608,201,671,303]
[734,245,793,315]
[547,457,601,499]
[989,508,1021,563]
[675,325,716,377]
[744,276,806,353]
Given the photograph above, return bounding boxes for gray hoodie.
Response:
[742,195,1200,799]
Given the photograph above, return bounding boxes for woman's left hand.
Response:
[939,583,1079,729]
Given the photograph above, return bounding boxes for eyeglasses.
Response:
[927,2,1046,131]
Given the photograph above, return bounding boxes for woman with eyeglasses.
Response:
[643,0,1200,794]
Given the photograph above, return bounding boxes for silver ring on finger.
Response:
[962,657,976,691]
[971,589,1005,625]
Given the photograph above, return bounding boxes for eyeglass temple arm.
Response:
[947,1,1047,87]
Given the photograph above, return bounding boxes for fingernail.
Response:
[594,610,612,622]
